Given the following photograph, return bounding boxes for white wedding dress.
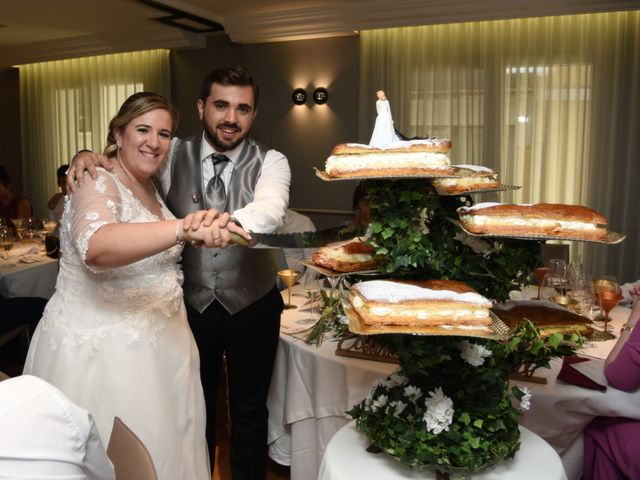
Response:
[24,169,209,480]
[369,98,400,148]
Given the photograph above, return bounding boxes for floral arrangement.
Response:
[347,321,581,477]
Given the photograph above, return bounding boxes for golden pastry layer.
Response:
[457,202,608,240]
[348,279,492,331]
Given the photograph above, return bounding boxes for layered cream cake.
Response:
[457,202,608,240]
[324,139,454,179]
[348,279,493,332]
[432,165,499,195]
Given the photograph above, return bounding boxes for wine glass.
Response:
[533,267,550,300]
[0,226,15,266]
[278,269,301,310]
[299,272,322,326]
[11,218,24,242]
[592,276,622,340]
[22,217,38,243]
[548,259,568,296]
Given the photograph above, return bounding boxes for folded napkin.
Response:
[557,356,607,391]
[7,245,40,260]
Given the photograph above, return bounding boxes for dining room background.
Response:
[1,9,638,282]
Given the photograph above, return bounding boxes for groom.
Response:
[69,66,290,479]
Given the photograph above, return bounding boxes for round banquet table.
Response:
[317,421,568,480]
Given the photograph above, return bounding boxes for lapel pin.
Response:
[192,192,200,203]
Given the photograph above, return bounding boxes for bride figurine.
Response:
[369,89,400,148]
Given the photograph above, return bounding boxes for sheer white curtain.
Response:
[359,11,640,282]
[18,49,171,218]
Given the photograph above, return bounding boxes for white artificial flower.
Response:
[519,386,532,411]
[418,207,430,235]
[454,231,493,255]
[388,400,408,418]
[338,314,349,325]
[380,369,409,388]
[423,387,454,434]
[371,394,388,412]
[404,385,423,403]
[459,340,492,367]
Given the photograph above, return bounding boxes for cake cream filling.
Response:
[323,251,373,263]
[434,177,496,187]
[460,215,598,230]
[365,305,490,320]
[326,152,451,173]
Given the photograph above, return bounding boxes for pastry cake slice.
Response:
[325,139,454,178]
[457,202,608,240]
[432,165,499,195]
[311,239,379,273]
[348,279,493,332]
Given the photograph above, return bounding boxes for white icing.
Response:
[368,306,489,319]
[326,152,451,173]
[342,139,449,151]
[353,280,491,306]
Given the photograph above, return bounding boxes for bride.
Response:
[23,92,240,479]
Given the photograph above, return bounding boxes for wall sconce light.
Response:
[313,87,328,105]
[292,88,307,105]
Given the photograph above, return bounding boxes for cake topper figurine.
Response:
[369,89,400,148]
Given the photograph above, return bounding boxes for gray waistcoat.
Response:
[165,134,277,314]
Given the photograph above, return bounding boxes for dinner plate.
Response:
[450,219,626,244]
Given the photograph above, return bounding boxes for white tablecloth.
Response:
[0,243,58,299]
[318,421,567,480]
[267,286,396,480]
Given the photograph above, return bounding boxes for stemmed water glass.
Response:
[0,226,15,266]
[22,217,38,243]
[299,272,322,326]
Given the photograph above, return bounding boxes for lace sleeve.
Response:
[66,171,122,270]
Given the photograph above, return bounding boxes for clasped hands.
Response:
[180,210,250,249]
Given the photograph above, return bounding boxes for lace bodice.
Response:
[41,169,184,354]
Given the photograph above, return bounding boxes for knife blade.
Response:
[230,224,365,249]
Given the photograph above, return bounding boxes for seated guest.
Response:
[276,209,316,287]
[47,164,69,222]
[0,164,32,225]
[0,375,115,479]
[582,300,640,479]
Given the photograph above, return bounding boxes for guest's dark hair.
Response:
[56,165,69,181]
[0,164,11,187]
[104,92,178,158]
[199,66,259,108]
[352,181,372,210]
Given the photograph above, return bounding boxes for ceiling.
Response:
[0,0,638,69]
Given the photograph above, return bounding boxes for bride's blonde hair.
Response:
[103,92,179,158]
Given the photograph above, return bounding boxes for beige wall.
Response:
[171,36,361,229]
[0,68,23,195]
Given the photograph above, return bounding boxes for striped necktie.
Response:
[205,153,230,211]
